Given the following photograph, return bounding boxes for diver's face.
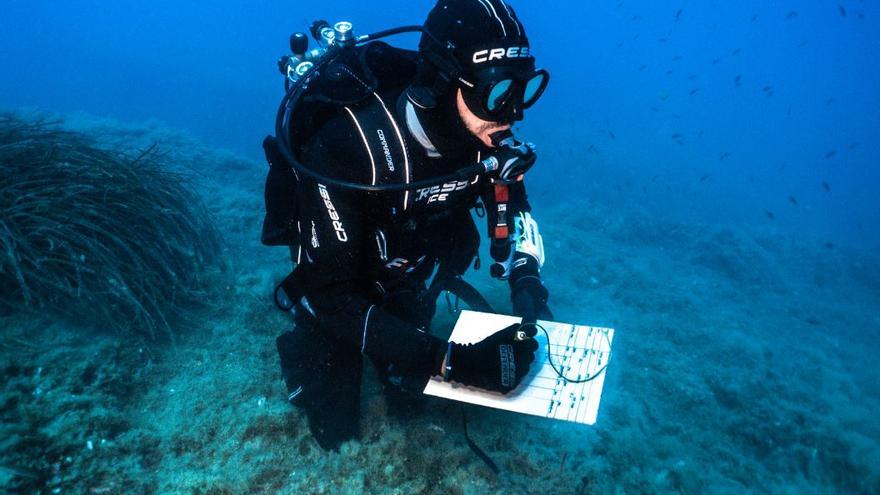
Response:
[456,88,511,148]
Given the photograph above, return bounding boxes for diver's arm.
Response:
[296,181,447,376]
[481,178,552,321]
[506,179,552,320]
[295,117,447,378]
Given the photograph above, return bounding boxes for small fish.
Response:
[762,85,774,92]
[631,15,642,21]
[638,64,648,71]
[735,74,742,86]
[658,37,669,43]
[857,12,864,20]
[687,73,698,80]
[672,55,683,61]
[826,97,835,106]
[786,11,799,19]
[751,14,759,22]
[822,181,831,192]
[824,242,835,249]
[848,142,859,150]
[731,48,741,56]
[675,8,683,21]
[689,88,700,96]
[839,5,847,17]
[788,196,799,206]
[700,174,712,182]
[799,40,809,48]
[711,58,721,65]
[608,131,616,140]
[720,152,732,161]
[765,211,776,220]
[824,150,837,159]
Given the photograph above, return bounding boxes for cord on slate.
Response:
[517,322,611,384]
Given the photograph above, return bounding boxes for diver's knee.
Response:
[276,328,363,450]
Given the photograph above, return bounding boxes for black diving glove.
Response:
[442,323,539,394]
[511,274,553,324]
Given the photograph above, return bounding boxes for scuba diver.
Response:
[264,0,553,451]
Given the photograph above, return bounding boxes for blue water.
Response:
[1,1,878,493]
[2,0,877,244]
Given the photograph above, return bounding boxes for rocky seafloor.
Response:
[1,116,878,494]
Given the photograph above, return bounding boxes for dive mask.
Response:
[460,66,550,122]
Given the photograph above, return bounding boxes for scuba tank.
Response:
[262,20,419,247]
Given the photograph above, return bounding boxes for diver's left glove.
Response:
[442,323,539,394]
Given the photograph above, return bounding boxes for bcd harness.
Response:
[263,25,530,318]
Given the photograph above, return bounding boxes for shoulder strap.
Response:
[341,93,412,214]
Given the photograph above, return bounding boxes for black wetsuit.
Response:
[276,84,541,449]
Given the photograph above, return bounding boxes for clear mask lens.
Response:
[487,79,514,112]
[523,73,547,107]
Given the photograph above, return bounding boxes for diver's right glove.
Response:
[441,323,539,394]
[511,274,553,324]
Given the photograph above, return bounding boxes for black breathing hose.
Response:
[273,23,499,193]
[356,25,425,43]
[273,70,490,192]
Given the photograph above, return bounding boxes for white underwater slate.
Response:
[423,310,614,426]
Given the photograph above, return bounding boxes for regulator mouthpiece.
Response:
[490,129,515,148]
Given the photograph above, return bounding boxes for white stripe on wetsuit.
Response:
[498,0,522,36]
[288,386,303,401]
[472,151,481,184]
[472,0,492,18]
[362,305,376,353]
[373,93,411,210]
[476,0,507,37]
[343,106,378,186]
[405,100,441,158]
[374,230,388,261]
